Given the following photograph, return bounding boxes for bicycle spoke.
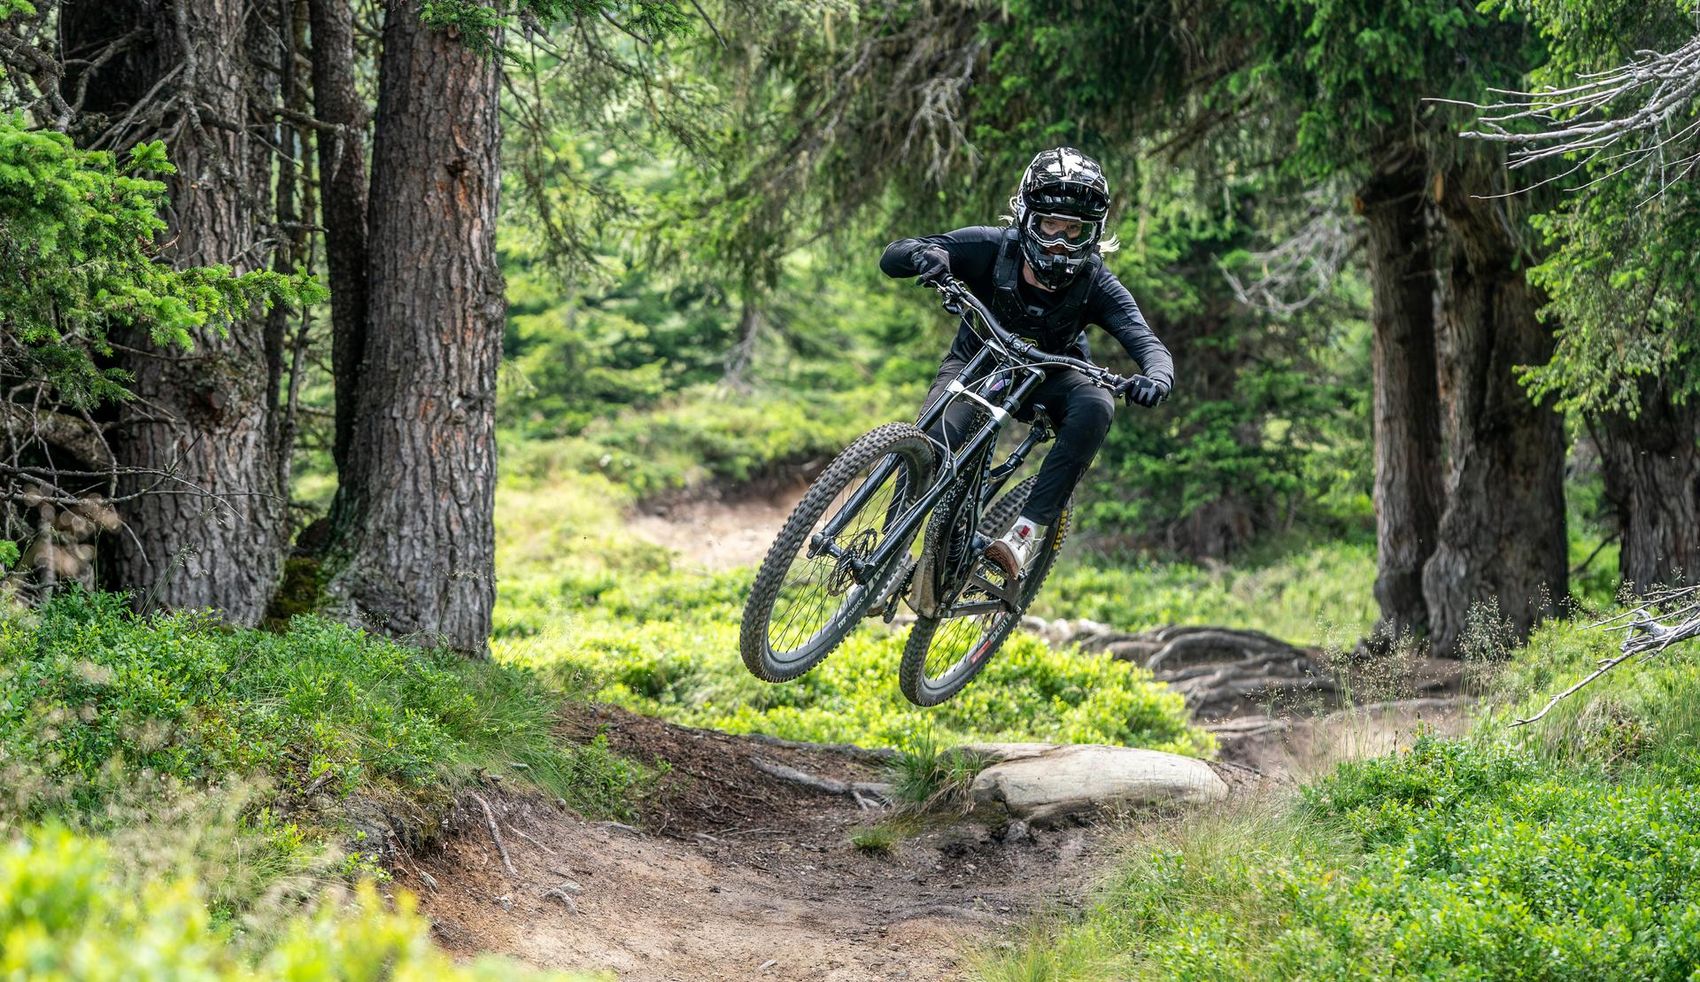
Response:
[924,607,1004,681]
[764,451,910,655]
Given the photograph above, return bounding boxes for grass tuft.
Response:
[849,824,897,855]
[889,730,990,814]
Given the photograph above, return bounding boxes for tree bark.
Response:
[1594,386,1700,593]
[307,0,371,479]
[324,0,504,656]
[1420,166,1568,656]
[65,0,288,623]
[1356,153,1444,641]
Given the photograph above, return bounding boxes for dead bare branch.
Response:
[1513,587,1700,726]
[469,792,518,878]
[1457,34,1700,197]
[1220,190,1359,316]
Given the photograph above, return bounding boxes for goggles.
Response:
[1024,211,1101,251]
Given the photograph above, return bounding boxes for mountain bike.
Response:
[738,272,1151,706]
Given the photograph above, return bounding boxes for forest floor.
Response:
[624,479,811,572]
[415,705,1120,981]
[413,699,1468,981]
[420,487,1471,980]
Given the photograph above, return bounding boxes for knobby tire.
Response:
[740,422,934,683]
[899,476,1067,706]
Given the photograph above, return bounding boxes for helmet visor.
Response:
[1025,211,1101,252]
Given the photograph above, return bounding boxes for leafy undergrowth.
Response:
[501,381,920,500]
[1033,534,1378,645]
[495,555,1212,756]
[493,470,1401,759]
[976,612,1700,980]
[1,591,645,827]
[0,591,641,979]
[1,823,596,980]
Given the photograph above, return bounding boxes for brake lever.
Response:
[930,276,967,316]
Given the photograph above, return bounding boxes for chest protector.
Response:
[988,227,1100,353]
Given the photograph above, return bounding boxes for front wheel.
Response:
[899,480,1067,707]
[741,422,934,683]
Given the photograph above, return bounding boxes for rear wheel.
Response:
[740,423,934,682]
[899,480,1067,707]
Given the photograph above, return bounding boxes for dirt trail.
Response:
[424,487,1472,979]
[625,482,809,572]
[413,707,1119,981]
[412,705,1468,981]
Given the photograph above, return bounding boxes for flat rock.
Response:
[968,744,1227,825]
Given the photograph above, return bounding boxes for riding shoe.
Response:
[984,524,1039,580]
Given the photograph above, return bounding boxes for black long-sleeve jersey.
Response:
[881,225,1174,387]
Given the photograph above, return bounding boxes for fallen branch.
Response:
[468,792,516,878]
[742,732,899,763]
[508,825,556,856]
[749,757,893,806]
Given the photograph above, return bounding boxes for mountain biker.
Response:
[879,146,1174,580]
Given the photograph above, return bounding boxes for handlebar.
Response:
[922,273,1152,395]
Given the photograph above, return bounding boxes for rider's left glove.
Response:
[1120,376,1170,408]
[912,245,951,285]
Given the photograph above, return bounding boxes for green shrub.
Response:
[0,823,594,980]
[979,610,1700,980]
[502,613,1211,756]
[0,592,645,824]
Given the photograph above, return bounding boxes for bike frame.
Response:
[809,275,1145,615]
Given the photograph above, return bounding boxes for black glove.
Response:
[1121,376,1170,408]
[912,245,951,285]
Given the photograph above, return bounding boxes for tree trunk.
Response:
[1356,153,1443,642]
[1595,386,1700,593]
[324,0,504,656]
[1420,166,1567,657]
[307,0,371,479]
[65,0,287,623]
[268,0,312,494]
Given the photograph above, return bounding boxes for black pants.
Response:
[917,353,1115,526]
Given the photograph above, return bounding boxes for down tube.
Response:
[818,347,999,542]
[856,366,1044,577]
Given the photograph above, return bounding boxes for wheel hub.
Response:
[826,528,878,595]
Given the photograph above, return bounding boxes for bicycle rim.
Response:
[741,423,933,682]
[900,499,1066,706]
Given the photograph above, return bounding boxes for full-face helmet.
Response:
[1011,147,1110,290]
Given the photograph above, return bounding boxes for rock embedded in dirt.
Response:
[966,743,1227,825]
